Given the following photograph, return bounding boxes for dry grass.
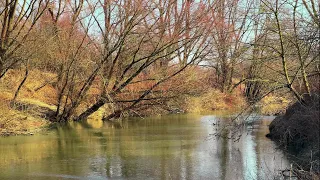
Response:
[0,69,56,136]
[258,94,292,115]
[124,67,247,115]
[185,89,246,113]
[0,69,57,105]
[0,103,50,136]
[0,67,249,134]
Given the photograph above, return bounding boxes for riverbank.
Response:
[0,69,248,136]
[0,103,51,136]
[0,91,246,136]
[0,70,56,136]
[0,69,290,136]
[267,95,320,178]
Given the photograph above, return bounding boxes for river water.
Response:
[0,114,290,180]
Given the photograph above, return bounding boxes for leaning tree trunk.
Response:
[11,64,29,105]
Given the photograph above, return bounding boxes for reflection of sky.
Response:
[242,133,258,180]
[199,115,290,180]
[0,114,291,180]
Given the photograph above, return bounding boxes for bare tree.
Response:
[206,0,252,92]
[232,0,319,105]
[71,0,213,121]
[0,0,49,79]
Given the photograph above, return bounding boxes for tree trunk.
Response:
[103,110,122,121]
[75,99,106,121]
[11,66,28,104]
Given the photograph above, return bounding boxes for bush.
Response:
[267,95,320,172]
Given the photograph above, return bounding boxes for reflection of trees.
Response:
[0,124,92,178]
[214,118,244,180]
[220,129,228,179]
[253,118,290,179]
[0,115,291,179]
[206,115,289,179]
[0,135,57,165]
[215,116,290,180]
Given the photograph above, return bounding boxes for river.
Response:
[0,114,291,180]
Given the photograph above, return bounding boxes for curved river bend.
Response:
[0,114,290,180]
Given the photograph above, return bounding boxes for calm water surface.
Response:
[0,114,290,180]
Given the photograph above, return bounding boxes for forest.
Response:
[0,0,318,123]
[0,0,319,179]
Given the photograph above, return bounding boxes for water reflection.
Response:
[0,114,290,179]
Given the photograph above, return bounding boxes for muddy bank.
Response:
[266,95,319,174]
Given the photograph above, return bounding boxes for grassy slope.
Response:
[0,69,56,136]
[1,68,286,135]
